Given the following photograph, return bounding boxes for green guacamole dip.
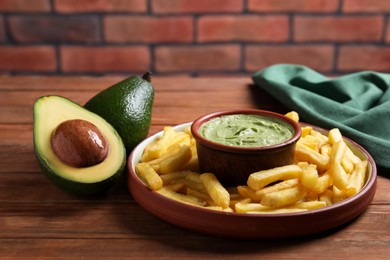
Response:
[198,114,294,148]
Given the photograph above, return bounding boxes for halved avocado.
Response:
[33,95,126,196]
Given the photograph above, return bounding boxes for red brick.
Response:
[248,0,339,13]
[0,46,56,72]
[54,0,147,13]
[104,16,193,43]
[9,16,100,43]
[338,46,390,72]
[386,20,390,43]
[154,45,240,72]
[0,0,50,12]
[343,0,390,13]
[61,46,150,73]
[245,45,334,72]
[198,15,288,43]
[151,0,243,14]
[294,16,383,42]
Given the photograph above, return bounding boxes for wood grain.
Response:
[0,76,389,259]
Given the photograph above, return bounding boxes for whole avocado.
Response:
[84,72,154,154]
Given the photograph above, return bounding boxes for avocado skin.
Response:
[35,149,125,196]
[84,75,154,154]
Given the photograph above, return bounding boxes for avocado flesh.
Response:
[33,95,126,195]
[84,75,154,154]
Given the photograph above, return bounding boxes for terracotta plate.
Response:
[127,122,377,239]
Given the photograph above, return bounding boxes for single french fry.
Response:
[298,135,320,151]
[142,126,175,161]
[235,202,270,213]
[330,140,346,164]
[345,147,362,165]
[329,128,361,165]
[159,144,192,174]
[246,208,307,214]
[230,197,251,209]
[159,170,191,185]
[247,165,302,190]
[306,191,319,201]
[345,160,368,197]
[294,142,329,172]
[297,161,310,169]
[300,164,319,190]
[164,183,185,193]
[170,178,207,193]
[156,187,207,207]
[204,206,224,211]
[320,143,331,158]
[261,185,306,208]
[238,178,299,202]
[140,142,155,162]
[313,172,332,193]
[184,126,193,138]
[319,189,333,206]
[186,188,213,202]
[341,156,354,174]
[236,185,258,201]
[185,171,202,183]
[200,173,230,208]
[331,163,350,191]
[147,145,181,168]
[172,131,191,144]
[333,185,346,203]
[285,111,299,122]
[328,128,343,145]
[301,126,313,137]
[312,171,332,194]
[288,200,327,210]
[310,129,329,148]
[135,162,163,191]
[222,207,234,212]
[329,141,349,190]
[205,206,235,212]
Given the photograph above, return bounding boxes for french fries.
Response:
[329,140,349,190]
[135,162,163,191]
[156,187,207,207]
[237,178,299,202]
[261,185,306,208]
[199,173,230,208]
[299,163,319,190]
[158,144,192,174]
[344,160,368,197]
[247,165,302,190]
[135,112,369,214]
[294,142,329,171]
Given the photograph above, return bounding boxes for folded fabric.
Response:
[252,64,390,173]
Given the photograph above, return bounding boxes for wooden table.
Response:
[1,76,389,259]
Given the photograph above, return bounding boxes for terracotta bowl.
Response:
[191,109,302,187]
[127,122,377,239]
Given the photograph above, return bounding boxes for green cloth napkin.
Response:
[252,64,390,172]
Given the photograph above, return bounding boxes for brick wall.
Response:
[1,0,390,76]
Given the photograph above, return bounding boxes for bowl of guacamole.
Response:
[191,109,301,187]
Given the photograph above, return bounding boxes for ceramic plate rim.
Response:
[127,122,377,238]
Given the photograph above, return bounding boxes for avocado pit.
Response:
[51,119,109,168]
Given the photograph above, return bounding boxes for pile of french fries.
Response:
[135,112,368,214]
